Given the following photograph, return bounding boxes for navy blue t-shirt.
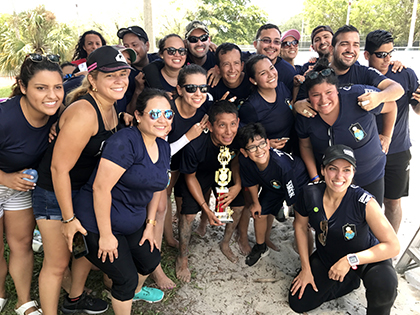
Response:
[274,57,297,94]
[0,96,58,173]
[168,97,212,170]
[376,65,419,155]
[295,85,385,187]
[186,51,217,71]
[297,63,388,101]
[239,83,294,140]
[208,74,252,108]
[74,127,171,235]
[295,181,379,268]
[239,149,308,205]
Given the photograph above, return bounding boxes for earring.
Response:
[254,82,257,85]
[92,87,97,92]
[137,119,140,123]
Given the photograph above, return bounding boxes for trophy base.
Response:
[215,212,234,223]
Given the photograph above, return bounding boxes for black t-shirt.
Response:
[186,51,217,71]
[208,74,252,108]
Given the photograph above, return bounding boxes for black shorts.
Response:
[179,173,244,215]
[361,177,384,206]
[259,188,285,216]
[384,150,411,200]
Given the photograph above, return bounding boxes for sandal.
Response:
[14,301,42,315]
[0,298,7,312]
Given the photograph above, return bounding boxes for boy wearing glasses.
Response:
[176,101,244,282]
[184,20,217,71]
[237,123,308,266]
[364,30,420,233]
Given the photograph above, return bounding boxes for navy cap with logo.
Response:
[117,26,149,42]
[87,46,133,73]
[322,144,357,168]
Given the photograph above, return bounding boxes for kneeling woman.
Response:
[74,89,173,315]
[289,145,399,315]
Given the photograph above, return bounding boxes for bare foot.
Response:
[152,265,176,290]
[194,223,207,238]
[238,236,252,256]
[266,239,280,252]
[220,242,238,263]
[176,256,191,283]
[165,237,179,248]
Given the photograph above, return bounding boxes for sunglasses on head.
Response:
[373,50,394,59]
[163,47,187,56]
[256,38,282,46]
[148,109,174,120]
[26,53,61,64]
[187,34,209,43]
[281,40,299,47]
[182,84,208,93]
[306,68,334,80]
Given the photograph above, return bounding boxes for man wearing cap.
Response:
[252,23,297,94]
[117,26,160,113]
[365,30,420,233]
[295,25,404,118]
[185,20,217,71]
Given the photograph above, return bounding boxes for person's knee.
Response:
[111,271,138,301]
[365,264,398,308]
[383,198,401,212]
[138,249,161,276]
[288,290,313,314]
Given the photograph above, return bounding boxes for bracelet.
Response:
[118,112,125,119]
[311,175,320,182]
[146,219,156,226]
[61,215,76,223]
[200,201,206,208]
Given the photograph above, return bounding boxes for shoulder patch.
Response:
[358,192,372,205]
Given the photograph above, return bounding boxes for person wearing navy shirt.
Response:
[74,89,172,312]
[237,123,309,266]
[296,60,397,205]
[295,25,404,119]
[176,101,244,283]
[208,43,252,108]
[239,54,294,152]
[365,30,420,233]
[289,144,399,315]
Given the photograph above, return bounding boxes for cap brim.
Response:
[97,64,134,73]
[323,156,356,168]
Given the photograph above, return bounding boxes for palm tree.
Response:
[0,5,77,76]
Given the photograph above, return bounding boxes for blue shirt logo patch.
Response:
[270,180,281,189]
[342,223,357,241]
[349,123,366,142]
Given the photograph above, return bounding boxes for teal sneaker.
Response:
[133,287,164,303]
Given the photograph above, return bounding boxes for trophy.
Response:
[214,146,234,223]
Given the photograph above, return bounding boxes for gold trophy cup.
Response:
[215,146,234,223]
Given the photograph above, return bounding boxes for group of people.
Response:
[0,17,419,315]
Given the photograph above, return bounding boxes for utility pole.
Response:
[346,0,353,25]
[407,0,418,49]
[143,0,155,52]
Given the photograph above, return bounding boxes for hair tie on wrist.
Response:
[311,175,320,182]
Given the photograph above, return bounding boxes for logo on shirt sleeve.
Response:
[166,169,171,188]
[348,123,366,142]
[342,223,357,241]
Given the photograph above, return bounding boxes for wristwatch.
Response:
[347,254,359,270]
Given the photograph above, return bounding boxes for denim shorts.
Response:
[32,186,78,221]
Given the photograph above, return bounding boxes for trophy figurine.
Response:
[214,146,234,223]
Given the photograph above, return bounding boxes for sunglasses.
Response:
[318,220,328,246]
[373,50,394,58]
[148,109,174,120]
[163,47,187,56]
[187,34,209,43]
[245,141,268,153]
[306,68,334,80]
[256,38,282,46]
[182,84,208,93]
[281,40,299,47]
[26,53,61,63]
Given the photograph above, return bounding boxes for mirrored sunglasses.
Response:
[27,53,61,63]
[163,47,187,56]
[281,40,299,47]
[187,34,209,43]
[373,50,394,58]
[148,109,174,120]
[182,84,208,93]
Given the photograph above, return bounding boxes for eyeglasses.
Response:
[373,50,394,59]
[163,47,187,56]
[182,84,208,93]
[256,38,282,46]
[26,53,61,63]
[281,40,299,47]
[187,34,209,43]
[245,141,268,153]
[318,220,328,246]
[148,109,174,120]
[306,68,334,80]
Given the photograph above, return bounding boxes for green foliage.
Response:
[0,6,77,76]
[186,0,268,45]
[0,86,12,98]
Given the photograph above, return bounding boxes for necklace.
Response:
[92,94,117,134]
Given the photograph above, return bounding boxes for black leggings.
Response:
[289,251,398,315]
[84,224,161,301]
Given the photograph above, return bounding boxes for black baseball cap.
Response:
[322,144,357,168]
[311,25,334,44]
[87,46,133,73]
[117,26,149,42]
